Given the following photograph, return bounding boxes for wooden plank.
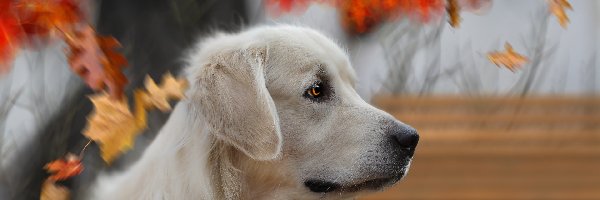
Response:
[362,186,600,200]
[373,96,600,107]
[361,96,600,200]
[377,105,600,115]
[414,145,600,157]
[392,112,600,124]
[417,129,600,143]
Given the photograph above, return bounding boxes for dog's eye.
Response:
[305,82,323,99]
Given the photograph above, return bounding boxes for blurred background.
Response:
[1,0,599,199]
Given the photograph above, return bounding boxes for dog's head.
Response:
[187,25,418,199]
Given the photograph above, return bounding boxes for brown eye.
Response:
[306,83,323,98]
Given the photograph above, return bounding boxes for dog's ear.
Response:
[191,46,281,160]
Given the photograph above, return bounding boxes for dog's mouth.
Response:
[304,176,401,193]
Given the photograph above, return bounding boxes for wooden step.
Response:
[392,112,600,125]
[361,96,600,200]
[373,96,600,107]
[418,129,600,143]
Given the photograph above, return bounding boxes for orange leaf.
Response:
[487,43,528,72]
[447,0,461,28]
[40,179,70,200]
[44,153,83,181]
[67,25,128,98]
[141,73,188,111]
[83,92,141,164]
[13,0,83,37]
[548,0,572,28]
[0,1,24,74]
[82,74,187,164]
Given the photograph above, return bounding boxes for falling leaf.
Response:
[265,0,312,16]
[40,179,70,200]
[13,0,83,37]
[0,1,24,73]
[83,74,187,164]
[458,0,492,14]
[83,92,140,163]
[67,25,128,98]
[548,0,572,28]
[45,153,84,181]
[141,73,188,111]
[487,43,528,72]
[447,0,461,27]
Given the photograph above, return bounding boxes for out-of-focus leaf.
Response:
[67,25,128,99]
[548,0,572,28]
[83,74,187,164]
[487,43,528,72]
[40,179,70,200]
[83,92,140,164]
[0,0,24,73]
[44,153,84,181]
[141,73,188,111]
[447,0,461,27]
[13,0,83,37]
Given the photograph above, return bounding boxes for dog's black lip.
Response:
[305,176,399,194]
[339,177,397,192]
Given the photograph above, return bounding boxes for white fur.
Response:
[92,25,415,200]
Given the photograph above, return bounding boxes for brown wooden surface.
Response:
[361,96,600,200]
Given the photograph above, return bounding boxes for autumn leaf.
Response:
[0,1,24,73]
[140,73,188,111]
[13,0,83,37]
[40,179,70,200]
[548,0,572,28]
[458,0,492,13]
[45,153,84,181]
[83,92,141,163]
[67,25,128,98]
[83,74,187,164]
[266,0,312,15]
[487,42,528,72]
[447,0,461,27]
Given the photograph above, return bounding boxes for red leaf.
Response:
[45,153,84,181]
[67,25,128,98]
[13,0,84,37]
[266,0,312,16]
[0,0,24,73]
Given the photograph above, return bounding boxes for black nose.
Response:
[389,123,419,152]
[304,180,340,193]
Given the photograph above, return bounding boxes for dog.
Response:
[92,25,419,200]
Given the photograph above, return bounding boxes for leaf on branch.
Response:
[83,73,187,164]
[44,153,84,181]
[13,0,83,37]
[548,0,572,28]
[487,43,528,72]
[83,92,140,164]
[40,179,70,200]
[67,25,128,99]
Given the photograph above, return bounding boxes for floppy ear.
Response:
[192,46,282,160]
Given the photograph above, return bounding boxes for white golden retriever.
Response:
[92,25,419,200]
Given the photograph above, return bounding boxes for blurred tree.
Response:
[1,1,248,199]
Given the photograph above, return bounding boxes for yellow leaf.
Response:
[83,93,142,164]
[548,0,572,28]
[141,73,188,111]
[82,73,187,164]
[40,179,69,200]
[487,43,528,72]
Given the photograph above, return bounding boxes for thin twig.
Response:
[78,139,93,158]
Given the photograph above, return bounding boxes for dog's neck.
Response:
[94,101,288,199]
